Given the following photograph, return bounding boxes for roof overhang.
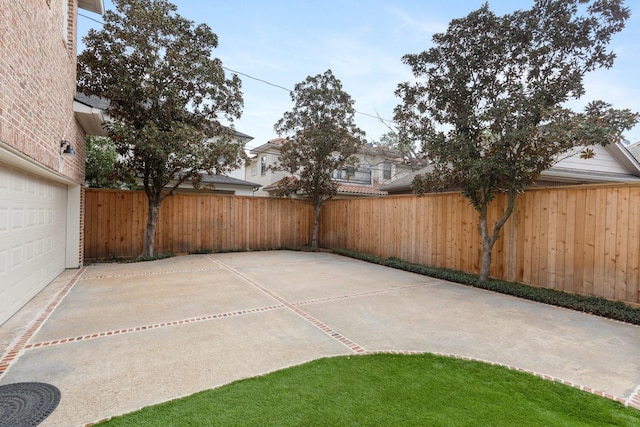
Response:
[249,142,282,156]
[606,142,640,177]
[73,100,109,136]
[78,0,105,14]
[540,167,640,184]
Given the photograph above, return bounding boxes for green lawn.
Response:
[101,353,640,426]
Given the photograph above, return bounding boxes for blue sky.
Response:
[78,0,640,149]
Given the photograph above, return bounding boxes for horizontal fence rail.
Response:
[84,189,313,259]
[319,184,640,306]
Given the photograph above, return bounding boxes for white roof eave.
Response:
[78,0,105,15]
[73,100,109,137]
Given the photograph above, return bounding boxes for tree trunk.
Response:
[478,192,518,282]
[141,197,161,258]
[479,215,495,282]
[311,203,321,249]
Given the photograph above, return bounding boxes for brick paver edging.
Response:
[364,350,640,411]
[82,350,640,427]
[21,304,285,350]
[206,255,368,354]
[0,267,87,378]
[3,257,639,426]
[80,266,223,280]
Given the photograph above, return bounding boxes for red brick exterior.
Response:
[0,0,85,183]
[0,0,87,266]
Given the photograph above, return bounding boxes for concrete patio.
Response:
[1,250,639,426]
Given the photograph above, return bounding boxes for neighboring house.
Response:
[536,143,640,185]
[77,93,257,195]
[245,138,291,196]
[380,142,640,195]
[246,138,418,198]
[173,174,261,196]
[0,1,106,325]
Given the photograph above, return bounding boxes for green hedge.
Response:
[332,248,640,326]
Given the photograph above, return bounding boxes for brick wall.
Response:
[0,0,87,268]
[0,0,85,183]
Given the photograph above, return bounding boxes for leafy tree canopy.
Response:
[372,131,400,150]
[77,0,245,257]
[273,69,366,248]
[85,135,119,188]
[372,130,425,165]
[395,0,639,280]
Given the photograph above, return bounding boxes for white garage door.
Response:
[0,163,67,325]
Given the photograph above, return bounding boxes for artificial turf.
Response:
[100,353,640,426]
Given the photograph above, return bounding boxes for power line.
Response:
[221,66,293,93]
[77,13,396,126]
[79,12,104,24]
[221,66,395,125]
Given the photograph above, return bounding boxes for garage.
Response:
[0,162,69,325]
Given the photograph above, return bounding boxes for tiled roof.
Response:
[263,176,297,190]
[264,177,387,196]
[337,184,387,195]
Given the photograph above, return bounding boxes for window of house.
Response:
[260,156,267,176]
[345,166,355,179]
[383,162,392,180]
[251,164,257,176]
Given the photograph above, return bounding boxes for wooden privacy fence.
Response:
[84,184,640,306]
[319,183,640,306]
[84,189,313,259]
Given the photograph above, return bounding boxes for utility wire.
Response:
[77,13,396,126]
[79,12,104,24]
[221,66,395,125]
[221,66,293,93]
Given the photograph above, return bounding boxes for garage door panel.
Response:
[0,164,67,325]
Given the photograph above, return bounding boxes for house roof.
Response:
[78,0,104,14]
[263,177,386,196]
[249,138,287,155]
[378,165,433,192]
[75,93,110,109]
[540,142,640,184]
[380,142,640,193]
[73,93,253,141]
[199,174,261,188]
[74,94,109,137]
[625,141,640,162]
[336,184,387,196]
[263,176,296,191]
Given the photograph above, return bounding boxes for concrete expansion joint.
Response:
[292,282,434,308]
[3,252,639,424]
[205,255,368,354]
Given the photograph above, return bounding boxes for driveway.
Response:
[1,250,639,426]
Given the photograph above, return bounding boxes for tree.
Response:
[85,136,118,188]
[394,0,638,281]
[272,70,366,249]
[371,126,425,166]
[77,0,244,258]
[373,131,400,149]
